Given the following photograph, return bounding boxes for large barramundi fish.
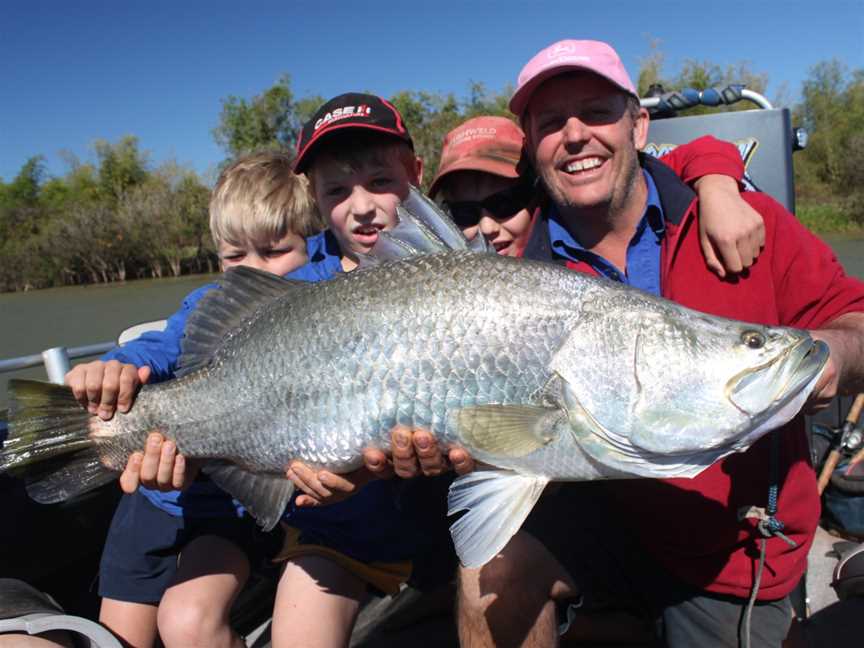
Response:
[1,189,828,567]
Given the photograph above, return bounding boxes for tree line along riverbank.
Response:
[2,53,862,293]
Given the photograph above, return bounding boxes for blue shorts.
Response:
[98,490,283,604]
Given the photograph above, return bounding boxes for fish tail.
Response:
[1,379,118,503]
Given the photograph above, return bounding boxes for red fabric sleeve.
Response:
[657,135,744,185]
[751,191,864,328]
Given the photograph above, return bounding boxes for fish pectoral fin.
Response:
[202,462,294,532]
[456,405,563,457]
[448,470,549,568]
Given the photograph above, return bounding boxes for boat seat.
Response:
[117,319,167,345]
[833,541,864,600]
[0,578,121,648]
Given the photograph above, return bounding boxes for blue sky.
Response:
[2,0,862,183]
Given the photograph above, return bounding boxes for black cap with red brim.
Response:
[293,92,414,173]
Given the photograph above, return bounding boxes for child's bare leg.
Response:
[157,535,249,648]
[0,632,74,648]
[272,555,367,648]
[99,599,158,648]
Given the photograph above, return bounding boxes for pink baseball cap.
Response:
[429,116,524,198]
[509,40,638,117]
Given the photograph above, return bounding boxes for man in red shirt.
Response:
[448,40,864,648]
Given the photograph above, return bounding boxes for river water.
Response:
[0,274,215,409]
[0,239,862,410]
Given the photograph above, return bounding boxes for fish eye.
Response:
[742,330,766,349]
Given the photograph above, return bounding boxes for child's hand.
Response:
[694,175,765,278]
[65,360,151,420]
[388,426,474,478]
[288,427,476,507]
[287,461,380,507]
[119,432,198,494]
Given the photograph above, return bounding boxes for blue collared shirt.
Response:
[102,229,346,518]
[286,229,344,282]
[547,170,665,297]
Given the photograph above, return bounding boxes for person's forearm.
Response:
[657,135,744,185]
[815,312,864,394]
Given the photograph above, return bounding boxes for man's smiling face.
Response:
[525,72,648,216]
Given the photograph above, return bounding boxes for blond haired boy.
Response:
[66,150,322,648]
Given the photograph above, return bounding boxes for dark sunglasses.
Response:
[443,184,533,228]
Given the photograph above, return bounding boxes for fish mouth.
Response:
[728,337,829,416]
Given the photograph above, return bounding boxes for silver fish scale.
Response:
[110,252,588,473]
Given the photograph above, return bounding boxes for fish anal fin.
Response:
[177,267,307,377]
[456,405,562,457]
[448,470,549,567]
[202,462,294,531]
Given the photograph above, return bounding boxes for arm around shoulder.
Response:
[656,136,762,277]
[657,135,744,185]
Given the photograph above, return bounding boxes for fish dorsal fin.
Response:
[177,266,305,377]
[361,230,424,266]
[467,229,493,253]
[448,470,549,567]
[400,187,493,252]
[358,186,492,268]
[401,187,472,250]
[455,404,562,457]
[202,461,294,532]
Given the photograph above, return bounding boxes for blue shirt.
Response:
[547,170,665,297]
[287,230,344,282]
[102,229,424,563]
[102,230,345,518]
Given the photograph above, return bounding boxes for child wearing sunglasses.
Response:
[429,116,534,257]
[429,115,767,274]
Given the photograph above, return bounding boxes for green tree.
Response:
[94,136,149,205]
[1,156,45,207]
[0,158,37,244]
[212,74,323,158]
[793,60,864,225]
[389,85,514,190]
[637,38,667,97]
[212,76,513,187]
[635,38,773,115]
[118,162,210,278]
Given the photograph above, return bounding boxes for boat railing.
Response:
[0,320,167,386]
[640,86,773,112]
[0,343,116,385]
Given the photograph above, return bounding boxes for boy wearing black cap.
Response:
[292,92,421,272]
[266,93,452,648]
